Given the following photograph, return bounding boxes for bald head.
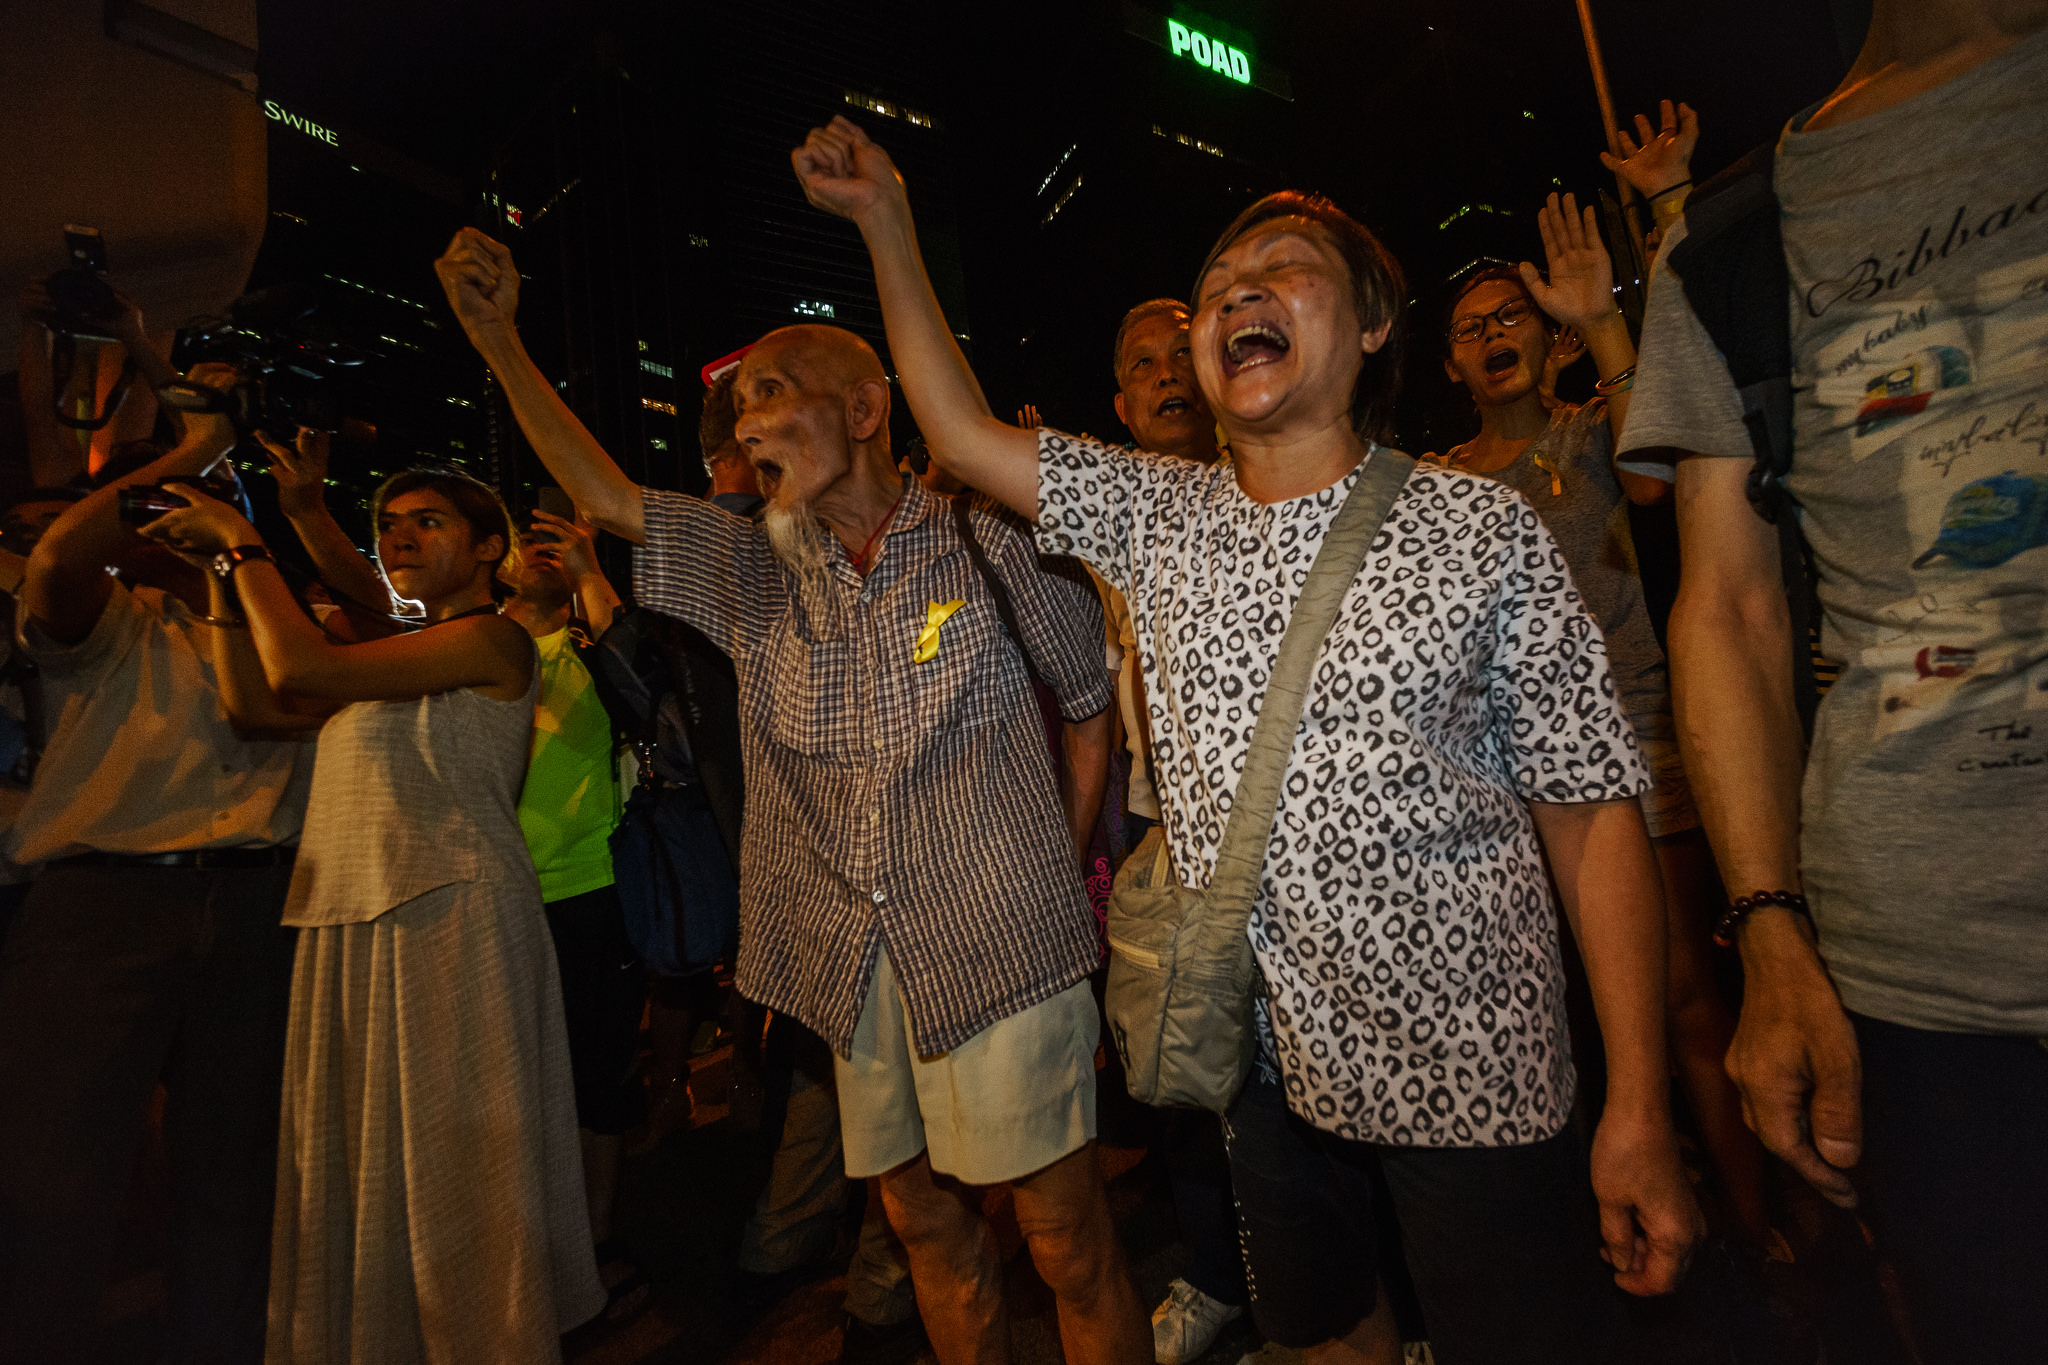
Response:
[745,325,887,393]
[732,323,895,511]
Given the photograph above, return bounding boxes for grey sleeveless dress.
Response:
[266,670,606,1364]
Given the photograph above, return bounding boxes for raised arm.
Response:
[16,284,84,489]
[262,427,404,616]
[792,118,1039,518]
[433,230,645,542]
[1667,456,1861,1210]
[194,568,331,733]
[141,488,533,704]
[1519,194,1665,504]
[531,508,621,635]
[23,364,240,645]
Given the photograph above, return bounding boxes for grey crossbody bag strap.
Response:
[1196,447,1416,931]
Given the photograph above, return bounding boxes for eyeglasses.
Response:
[1448,298,1539,345]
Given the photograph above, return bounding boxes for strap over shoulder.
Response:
[1197,448,1418,934]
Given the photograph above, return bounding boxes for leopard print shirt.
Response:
[1036,432,1650,1146]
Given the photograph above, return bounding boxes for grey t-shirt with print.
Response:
[1460,402,1671,733]
[1618,30,2048,1036]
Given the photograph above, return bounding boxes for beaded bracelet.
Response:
[1713,890,1812,948]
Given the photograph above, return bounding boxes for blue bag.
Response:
[607,781,739,978]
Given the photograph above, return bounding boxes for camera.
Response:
[27,226,123,342]
[168,281,378,445]
[116,475,252,526]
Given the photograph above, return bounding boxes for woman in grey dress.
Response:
[143,468,604,1363]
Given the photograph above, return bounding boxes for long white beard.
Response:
[763,497,839,636]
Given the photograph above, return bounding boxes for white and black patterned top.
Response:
[633,478,1113,1058]
[1036,432,1650,1146]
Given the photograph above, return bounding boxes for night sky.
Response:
[256,0,1852,450]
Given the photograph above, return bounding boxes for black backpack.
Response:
[1666,143,1828,736]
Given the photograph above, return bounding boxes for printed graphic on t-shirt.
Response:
[1808,248,2048,738]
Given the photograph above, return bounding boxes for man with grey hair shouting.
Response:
[435,229,1141,1365]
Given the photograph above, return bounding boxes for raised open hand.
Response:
[434,228,522,341]
[1520,194,1619,334]
[1599,99,1699,201]
[792,116,908,226]
[1016,404,1042,429]
[258,426,332,520]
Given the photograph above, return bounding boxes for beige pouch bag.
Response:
[1103,449,1417,1113]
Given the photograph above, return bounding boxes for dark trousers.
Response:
[1159,1108,1248,1307]
[0,862,297,1365]
[1853,1011,2048,1365]
[1223,1076,1613,1364]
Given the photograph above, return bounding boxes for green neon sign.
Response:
[1122,4,1293,101]
[1168,20,1248,84]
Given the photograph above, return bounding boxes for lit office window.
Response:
[1041,174,1082,226]
[650,437,669,451]
[642,398,676,415]
[844,91,898,119]
[1037,144,1077,196]
[905,108,934,128]
[641,359,674,378]
[793,300,836,318]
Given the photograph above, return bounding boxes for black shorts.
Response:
[1223,1076,1615,1364]
[543,884,648,1136]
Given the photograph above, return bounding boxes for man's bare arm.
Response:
[1669,454,1861,1208]
[433,230,644,542]
[262,429,403,616]
[1059,707,1112,865]
[792,118,1040,518]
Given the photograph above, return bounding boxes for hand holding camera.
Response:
[134,482,260,562]
[256,427,332,519]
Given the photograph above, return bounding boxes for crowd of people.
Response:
[0,3,2042,1364]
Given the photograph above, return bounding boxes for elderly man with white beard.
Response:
[435,230,1144,1365]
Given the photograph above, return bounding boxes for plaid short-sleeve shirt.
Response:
[633,477,1113,1058]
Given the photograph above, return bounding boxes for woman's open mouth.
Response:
[1221,323,1290,379]
[1483,346,1520,378]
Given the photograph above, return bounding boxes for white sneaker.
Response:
[1152,1277,1244,1365]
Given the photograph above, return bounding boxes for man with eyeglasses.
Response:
[1438,196,1773,1254]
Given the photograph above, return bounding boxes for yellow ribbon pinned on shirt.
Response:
[912,600,967,664]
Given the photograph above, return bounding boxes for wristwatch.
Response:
[210,544,274,580]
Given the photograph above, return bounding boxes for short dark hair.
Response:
[1444,266,1555,353]
[370,465,519,599]
[1193,191,1407,445]
[1112,299,1190,381]
[699,370,741,464]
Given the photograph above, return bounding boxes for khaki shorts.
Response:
[835,948,1098,1186]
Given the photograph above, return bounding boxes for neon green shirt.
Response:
[516,624,618,902]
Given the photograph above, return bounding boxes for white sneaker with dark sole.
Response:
[1152,1277,1245,1365]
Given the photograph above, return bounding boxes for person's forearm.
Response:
[1534,798,1672,1118]
[1060,707,1112,864]
[118,329,182,398]
[35,433,228,581]
[1583,311,1638,442]
[464,326,643,541]
[574,568,621,635]
[1668,571,1805,901]
[17,325,80,488]
[285,505,400,615]
[235,559,342,695]
[854,204,1040,517]
[204,575,321,732]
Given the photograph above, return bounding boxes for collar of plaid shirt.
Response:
[632,475,1112,1059]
